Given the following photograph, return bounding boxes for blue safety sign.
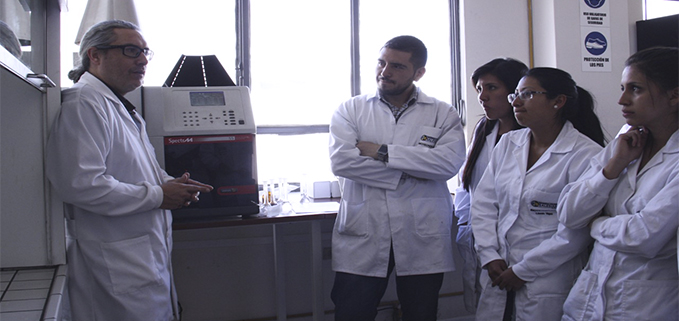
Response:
[584,0,606,9]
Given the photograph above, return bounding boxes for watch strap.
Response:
[377,144,388,162]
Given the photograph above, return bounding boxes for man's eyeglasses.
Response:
[96,45,154,60]
[507,91,549,103]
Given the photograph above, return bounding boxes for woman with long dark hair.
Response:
[471,67,605,320]
[453,57,527,313]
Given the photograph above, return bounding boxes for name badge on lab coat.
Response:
[418,126,441,148]
[529,200,557,216]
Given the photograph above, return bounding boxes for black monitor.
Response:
[636,14,678,51]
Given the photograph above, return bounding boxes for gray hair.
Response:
[0,20,22,59]
[68,20,140,83]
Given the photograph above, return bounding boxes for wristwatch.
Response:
[376,144,388,162]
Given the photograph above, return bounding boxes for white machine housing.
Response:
[143,86,259,219]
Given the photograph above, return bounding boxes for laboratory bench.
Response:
[172,196,339,321]
[0,265,67,321]
[172,205,338,230]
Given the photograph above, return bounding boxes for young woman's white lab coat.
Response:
[453,121,499,312]
[471,122,602,321]
[559,130,679,321]
[329,89,466,277]
[46,72,178,321]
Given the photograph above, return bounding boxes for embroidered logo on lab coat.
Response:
[419,135,438,148]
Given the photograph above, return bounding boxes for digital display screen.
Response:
[189,91,226,106]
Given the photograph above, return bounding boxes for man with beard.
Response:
[328,35,466,321]
[46,20,212,321]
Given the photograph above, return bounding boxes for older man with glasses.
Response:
[46,20,212,321]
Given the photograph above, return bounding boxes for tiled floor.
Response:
[0,266,66,321]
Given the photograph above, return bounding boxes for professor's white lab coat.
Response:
[471,122,601,321]
[559,130,679,321]
[46,72,178,321]
[329,89,466,277]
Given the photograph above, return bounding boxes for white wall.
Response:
[460,0,531,143]
[534,0,643,140]
[461,0,644,142]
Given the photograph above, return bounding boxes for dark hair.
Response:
[461,58,528,191]
[524,67,605,147]
[382,35,427,70]
[625,46,678,92]
[68,20,140,83]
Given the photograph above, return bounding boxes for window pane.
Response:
[255,133,335,184]
[60,1,86,86]
[250,0,351,126]
[645,0,679,19]
[359,0,452,105]
[60,0,237,87]
[136,0,237,86]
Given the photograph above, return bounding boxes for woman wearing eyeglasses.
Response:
[471,67,605,320]
[453,57,527,313]
[559,47,678,321]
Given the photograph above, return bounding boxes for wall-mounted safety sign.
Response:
[581,0,610,27]
[580,0,611,72]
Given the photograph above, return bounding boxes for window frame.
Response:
[236,0,462,135]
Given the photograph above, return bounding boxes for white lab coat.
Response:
[471,122,601,321]
[559,130,679,321]
[329,89,466,277]
[46,72,178,321]
[453,120,499,313]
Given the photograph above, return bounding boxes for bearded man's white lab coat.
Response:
[329,89,466,277]
[46,72,178,321]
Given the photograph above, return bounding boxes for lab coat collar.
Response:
[508,121,578,153]
[664,130,679,154]
[414,88,438,105]
[368,86,436,105]
[510,121,580,173]
[77,72,123,105]
[77,72,142,130]
[635,129,679,177]
[546,121,579,154]
[106,85,138,115]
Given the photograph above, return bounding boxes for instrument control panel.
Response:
[144,86,255,136]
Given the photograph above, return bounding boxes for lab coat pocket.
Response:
[562,270,598,321]
[412,197,452,237]
[101,235,163,295]
[620,279,679,320]
[523,189,560,230]
[416,126,443,148]
[336,200,369,237]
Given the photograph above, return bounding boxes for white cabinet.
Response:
[0,0,64,268]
